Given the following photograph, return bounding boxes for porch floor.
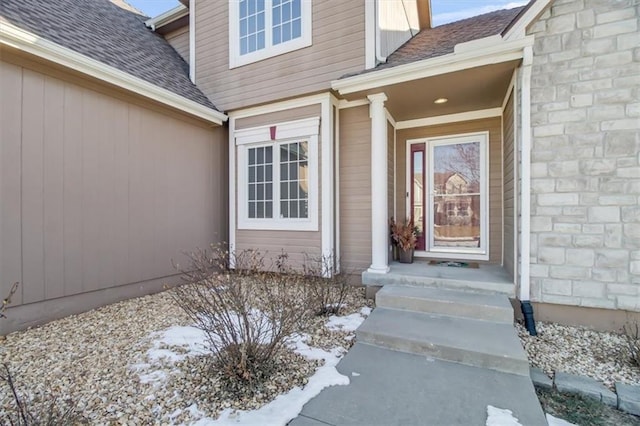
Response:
[362,261,515,296]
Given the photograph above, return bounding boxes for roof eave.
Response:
[144,4,189,32]
[0,21,226,126]
[503,0,552,40]
[331,35,534,95]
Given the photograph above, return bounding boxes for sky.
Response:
[127,0,528,25]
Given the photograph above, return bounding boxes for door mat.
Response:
[429,260,479,268]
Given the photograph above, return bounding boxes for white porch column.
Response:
[367,93,390,274]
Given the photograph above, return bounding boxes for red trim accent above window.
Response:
[270,126,277,140]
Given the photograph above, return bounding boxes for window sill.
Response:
[229,36,312,69]
[237,219,318,232]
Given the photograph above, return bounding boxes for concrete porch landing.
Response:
[362,261,515,296]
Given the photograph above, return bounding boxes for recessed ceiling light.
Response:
[434,98,448,104]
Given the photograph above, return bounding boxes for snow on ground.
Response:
[486,406,523,426]
[325,307,371,332]
[486,406,577,426]
[132,306,372,425]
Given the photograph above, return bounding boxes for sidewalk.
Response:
[290,342,547,426]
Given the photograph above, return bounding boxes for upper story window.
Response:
[230,0,312,69]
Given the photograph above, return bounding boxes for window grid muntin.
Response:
[279,141,309,219]
[272,0,302,45]
[247,145,273,219]
[239,0,266,55]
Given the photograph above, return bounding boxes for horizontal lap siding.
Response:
[0,59,227,308]
[339,106,372,273]
[165,27,190,64]
[396,117,503,263]
[235,104,322,266]
[503,93,515,279]
[195,1,365,111]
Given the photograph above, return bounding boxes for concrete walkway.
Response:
[290,284,548,425]
[290,342,547,426]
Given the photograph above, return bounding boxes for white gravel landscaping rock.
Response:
[517,322,640,390]
[0,286,372,424]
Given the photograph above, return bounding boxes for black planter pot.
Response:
[398,248,414,264]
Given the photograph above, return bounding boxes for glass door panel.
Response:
[410,143,426,251]
[429,138,485,254]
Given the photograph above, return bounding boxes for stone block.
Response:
[604,224,623,248]
[595,88,635,104]
[530,368,553,390]
[589,105,626,121]
[534,124,564,137]
[618,32,640,50]
[582,224,604,234]
[554,223,582,234]
[535,35,562,53]
[596,8,636,24]
[617,296,640,311]
[599,195,637,206]
[605,130,638,157]
[539,193,579,206]
[577,9,595,28]
[592,268,617,282]
[542,279,573,296]
[630,261,640,275]
[539,247,566,265]
[588,206,620,223]
[532,179,556,194]
[549,109,586,123]
[607,283,638,296]
[594,51,633,68]
[549,161,580,177]
[580,159,617,176]
[602,119,639,131]
[547,14,576,33]
[616,383,640,416]
[531,163,548,178]
[622,206,640,223]
[570,94,592,108]
[566,249,595,266]
[593,19,637,38]
[595,249,628,268]
[550,266,590,280]
[572,78,612,93]
[541,233,573,247]
[572,281,605,298]
[617,167,640,178]
[573,235,604,248]
[554,372,617,406]
[531,216,553,232]
[541,294,580,305]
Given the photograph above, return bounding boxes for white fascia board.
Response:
[0,22,226,125]
[235,117,321,145]
[504,0,552,41]
[228,93,331,119]
[145,4,189,31]
[332,36,534,95]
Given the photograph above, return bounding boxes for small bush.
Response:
[0,364,86,425]
[171,244,313,393]
[622,321,640,367]
[302,254,351,316]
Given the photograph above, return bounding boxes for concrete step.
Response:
[356,307,529,376]
[362,269,515,297]
[376,285,514,324]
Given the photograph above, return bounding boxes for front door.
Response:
[408,132,488,260]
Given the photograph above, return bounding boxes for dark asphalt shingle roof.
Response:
[345,6,527,78]
[1,0,217,111]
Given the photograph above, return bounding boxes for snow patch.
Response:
[486,406,523,426]
[325,307,370,332]
[546,413,577,426]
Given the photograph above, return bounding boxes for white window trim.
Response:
[406,132,490,261]
[236,117,320,231]
[228,0,312,69]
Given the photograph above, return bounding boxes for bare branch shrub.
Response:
[0,364,86,425]
[622,321,640,367]
[171,244,313,394]
[1,282,19,319]
[302,254,352,316]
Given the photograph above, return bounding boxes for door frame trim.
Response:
[406,131,490,261]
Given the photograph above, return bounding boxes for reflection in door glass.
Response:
[412,150,424,237]
[432,142,480,249]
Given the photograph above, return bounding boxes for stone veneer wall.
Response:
[527,0,639,311]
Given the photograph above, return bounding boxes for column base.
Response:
[367,265,390,274]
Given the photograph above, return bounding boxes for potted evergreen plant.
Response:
[390,218,417,264]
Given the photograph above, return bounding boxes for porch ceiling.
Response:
[345,60,520,122]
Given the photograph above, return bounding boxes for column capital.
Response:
[367,92,388,104]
